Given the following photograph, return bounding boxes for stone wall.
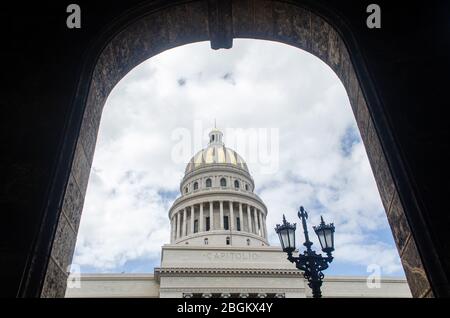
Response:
[64,272,410,298]
[65,274,159,298]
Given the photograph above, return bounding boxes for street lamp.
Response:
[275,215,296,253]
[275,206,335,298]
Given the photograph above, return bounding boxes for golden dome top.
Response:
[184,129,249,174]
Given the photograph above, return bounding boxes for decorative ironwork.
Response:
[275,206,335,298]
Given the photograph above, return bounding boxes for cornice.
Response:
[182,164,254,185]
[154,267,304,282]
[169,190,267,218]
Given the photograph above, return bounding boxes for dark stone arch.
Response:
[33,0,438,298]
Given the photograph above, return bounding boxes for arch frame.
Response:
[25,0,440,298]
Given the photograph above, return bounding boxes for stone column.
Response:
[199,203,204,232]
[219,200,224,230]
[176,211,181,239]
[169,217,173,242]
[209,201,214,230]
[173,216,177,240]
[190,205,195,234]
[239,203,244,231]
[170,216,175,242]
[261,211,264,237]
[263,213,268,238]
[182,208,187,237]
[257,209,263,237]
[247,205,252,233]
[230,201,234,230]
[253,208,259,235]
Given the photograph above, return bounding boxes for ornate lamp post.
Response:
[275,206,335,298]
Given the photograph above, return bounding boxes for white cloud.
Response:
[73,39,404,276]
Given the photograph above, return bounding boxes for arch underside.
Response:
[42,0,431,298]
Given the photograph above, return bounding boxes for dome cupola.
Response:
[209,128,223,145]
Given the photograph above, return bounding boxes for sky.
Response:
[72,39,405,277]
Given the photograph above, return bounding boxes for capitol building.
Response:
[66,129,411,298]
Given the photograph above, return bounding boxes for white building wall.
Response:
[65,274,159,298]
[159,245,296,269]
[310,276,412,298]
[175,231,267,247]
[158,275,305,298]
[64,273,411,298]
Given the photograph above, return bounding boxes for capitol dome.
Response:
[168,127,268,248]
[184,129,249,175]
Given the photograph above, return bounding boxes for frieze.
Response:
[204,251,260,261]
[160,287,303,293]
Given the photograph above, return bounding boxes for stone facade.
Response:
[65,273,411,298]
[65,274,160,298]
[156,246,306,298]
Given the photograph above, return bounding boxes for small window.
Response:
[204,238,208,245]
[224,216,229,230]
[247,239,250,246]
[206,217,210,231]
[206,178,212,188]
[226,237,230,245]
[211,135,215,142]
[245,184,249,191]
[220,178,227,187]
[234,180,239,188]
[193,182,198,190]
[184,187,188,193]
[237,217,241,231]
